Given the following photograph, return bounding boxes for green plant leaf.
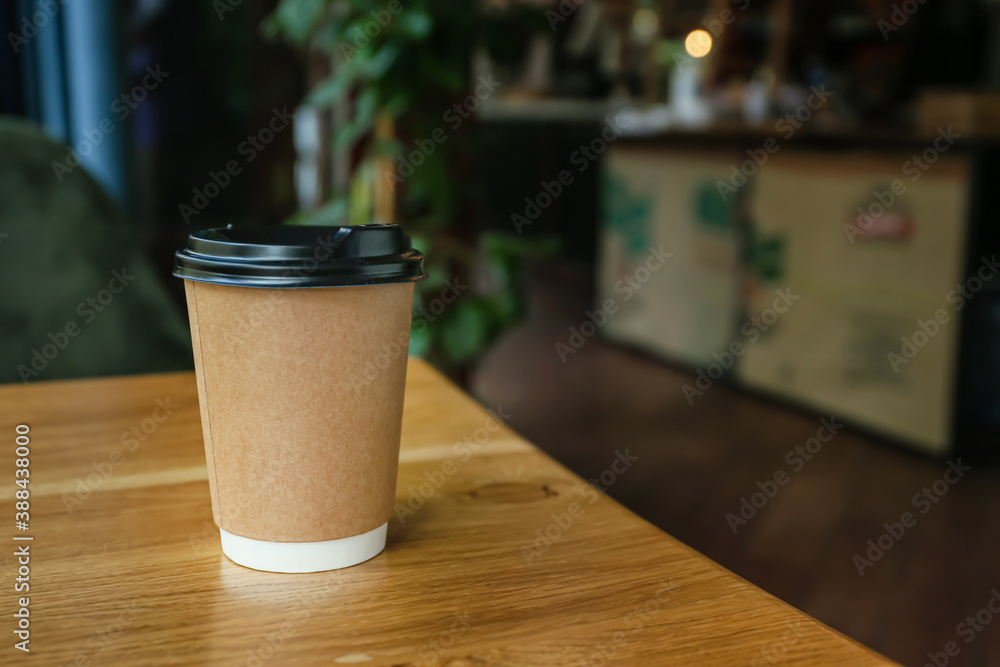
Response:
[396,11,432,39]
[479,291,518,326]
[409,320,433,358]
[408,231,430,254]
[383,92,412,117]
[421,262,449,293]
[363,42,400,79]
[262,0,329,43]
[439,297,490,365]
[308,63,361,106]
[334,88,377,150]
[307,41,398,108]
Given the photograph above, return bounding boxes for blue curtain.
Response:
[2,0,128,205]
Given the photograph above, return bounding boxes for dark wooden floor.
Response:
[473,262,1000,667]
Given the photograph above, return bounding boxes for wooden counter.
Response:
[0,360,894,665]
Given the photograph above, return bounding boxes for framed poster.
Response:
[597,148,742,368]
[737,151,970,454]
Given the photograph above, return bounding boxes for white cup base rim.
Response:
[219,523,388,573]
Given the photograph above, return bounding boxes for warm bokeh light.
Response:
[684,29,713,58]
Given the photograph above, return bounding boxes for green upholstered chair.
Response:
[0,116,192,384]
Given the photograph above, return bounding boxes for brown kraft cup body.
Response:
[185,279,414,543]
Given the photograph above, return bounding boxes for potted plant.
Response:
[264,0,556,380]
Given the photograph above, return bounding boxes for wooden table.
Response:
[0,360,893,665]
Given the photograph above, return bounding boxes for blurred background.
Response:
[3,0,1000,664]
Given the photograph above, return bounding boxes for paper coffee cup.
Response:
[173,224,424,572]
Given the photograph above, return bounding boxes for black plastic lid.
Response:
[173,224,425,288]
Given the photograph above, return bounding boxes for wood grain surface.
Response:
[0,360,895,665]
